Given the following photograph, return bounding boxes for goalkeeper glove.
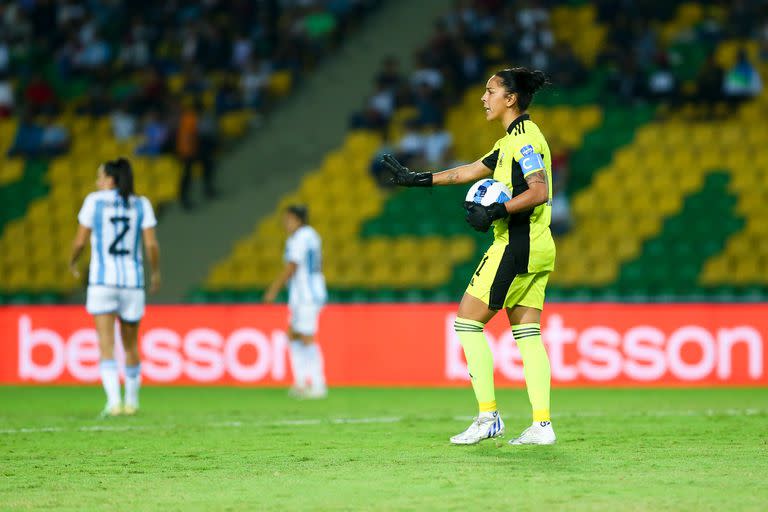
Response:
[381,154,433,187]
[464,202,508,233]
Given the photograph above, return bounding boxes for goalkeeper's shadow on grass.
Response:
[471,441,572,466]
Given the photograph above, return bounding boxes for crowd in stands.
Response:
[1,0,379,209]
[598,0,766,106]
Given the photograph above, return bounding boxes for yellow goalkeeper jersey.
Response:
[480,113,556,273]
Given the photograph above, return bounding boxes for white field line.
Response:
[453,407,766,422]
[1,409,765,436]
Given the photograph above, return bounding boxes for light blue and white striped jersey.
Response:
[284,225,327,307]
[78,189,157,289]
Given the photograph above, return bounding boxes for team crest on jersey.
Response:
[521,144,535,156]
[498,151,504,167]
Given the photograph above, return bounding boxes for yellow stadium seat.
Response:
[268,71,293,97]
[220,111,251,138]
[0,158,24,185]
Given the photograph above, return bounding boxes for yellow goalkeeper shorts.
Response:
[465,243,550,311]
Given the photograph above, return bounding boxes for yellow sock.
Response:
[454,318,496,413]
[512,323,551,422]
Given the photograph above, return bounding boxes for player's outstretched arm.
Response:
[381,154,491,187]
[431,159,493,186]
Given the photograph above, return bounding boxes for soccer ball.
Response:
[465,179,512,207]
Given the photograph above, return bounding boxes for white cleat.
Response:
[303,387,328,400]
[99,404,122,418]
[509,421,557,445]
[288,386,308,399]
[450,411,505,445]
[122,405,139,416]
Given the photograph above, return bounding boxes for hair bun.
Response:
[493,67,549,110]
[526,70,548,92]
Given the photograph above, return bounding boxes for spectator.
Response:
[376,56,403,91]
[724,49,763,100]
[551,194,573,236]
[549,42,585,87]
[215,75,243,114]
[24,73,58,115]
[76,86,112,117]
[178,100,218,209]
[0,37,9,76]
[422,121,452,167]
[696,53,725,104]
[8,112,44,157]
[111,101,137,141]
[549,134,572,236]
[57,0,86,29]
[231,31,253,70]
[8,112,70,157]
[177,100,199,209]
[135,110,169,156]
[632,20,658,65]
[118,29,151,71]
[412,82,443,126]
[40,115,71,154]
[727,0,758,39]
[457,43,483,89]
[181,65,210,95]
[304,5,337,46]
[397,118,427,163]
[349,78,396,131]
[411,52,444,91]
[197,102,219,198]
[0,72,13,118]
[517,0,549,31]
[606,56,643,101]
[368,79,396,121]
[647,55,679,104]
[519,20,554,70]
[137,67,168,114]
[241,58,272,110]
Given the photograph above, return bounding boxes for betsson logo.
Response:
[17,315,289,383]
[445,314,764,382]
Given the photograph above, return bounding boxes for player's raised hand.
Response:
[381,154,433,187]
[464,202,508,233]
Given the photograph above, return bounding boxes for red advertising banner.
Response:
[0,304,766,386]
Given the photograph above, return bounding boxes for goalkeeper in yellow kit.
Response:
[382,67,556,445]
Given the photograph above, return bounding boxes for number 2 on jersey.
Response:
[108,216,131,256]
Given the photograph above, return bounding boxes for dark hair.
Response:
[286,204,308,224]
[103,157,134,205]
[494,67,549,111]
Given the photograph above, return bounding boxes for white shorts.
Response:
[86,286,146,322]
[289,304,322,336]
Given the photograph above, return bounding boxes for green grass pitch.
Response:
[1,386,767,511]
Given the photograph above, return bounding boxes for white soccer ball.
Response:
[465,179,512,207]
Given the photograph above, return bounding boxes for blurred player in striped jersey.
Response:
[69,158,161,417]
[264,205,328,399]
